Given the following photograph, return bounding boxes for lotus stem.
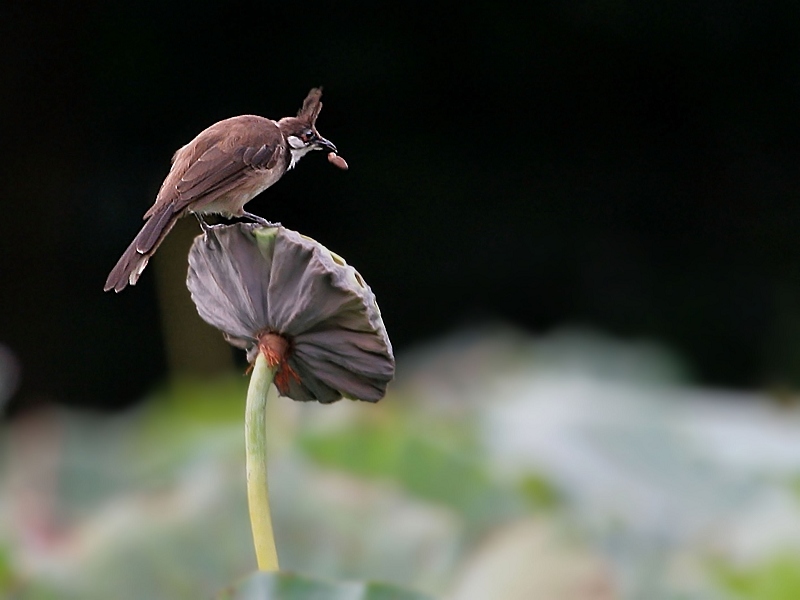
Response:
[245,351,279,571]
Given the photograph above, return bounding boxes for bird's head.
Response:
[278,88,337,169]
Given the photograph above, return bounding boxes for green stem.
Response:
[245,351,279,571]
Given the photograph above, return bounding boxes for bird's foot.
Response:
[240,211,281,228]
[193,213,213,232]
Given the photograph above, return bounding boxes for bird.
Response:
[104,87,339,293]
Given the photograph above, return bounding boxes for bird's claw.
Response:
[240,211,281,228]
[193,213,213,232]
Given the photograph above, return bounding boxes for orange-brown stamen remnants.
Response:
[257,332,300,394]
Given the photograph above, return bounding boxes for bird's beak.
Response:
[313,133,337,153]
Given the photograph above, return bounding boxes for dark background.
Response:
[2,1,800,412]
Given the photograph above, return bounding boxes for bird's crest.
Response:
[297,87,323,124]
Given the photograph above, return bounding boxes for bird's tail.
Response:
[104,206,178,292]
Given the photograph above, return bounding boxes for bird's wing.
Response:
[145,118,283,218]
[165,143,281,216]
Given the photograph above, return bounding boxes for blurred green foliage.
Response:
[788,475,800,504]
[0,545,14,590]
[0,368,560,599]
[220,571,432,600]
[712,554,800,600]
[298,411,550,529]
[7,329,798,599]
[517,474,562,511]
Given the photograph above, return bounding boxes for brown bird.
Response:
[104,88,338,293]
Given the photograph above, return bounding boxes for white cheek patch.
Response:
[287,135,305,149]
[288,145,314,170]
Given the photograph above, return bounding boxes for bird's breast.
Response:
[195,163,287,217]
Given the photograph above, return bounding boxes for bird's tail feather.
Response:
[104,206,178,293]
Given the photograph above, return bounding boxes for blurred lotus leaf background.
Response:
[2,1,800,598]
[3,328,800,598]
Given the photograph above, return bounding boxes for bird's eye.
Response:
[302,129,314,141]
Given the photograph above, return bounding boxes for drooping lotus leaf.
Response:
[187,224,394,403]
